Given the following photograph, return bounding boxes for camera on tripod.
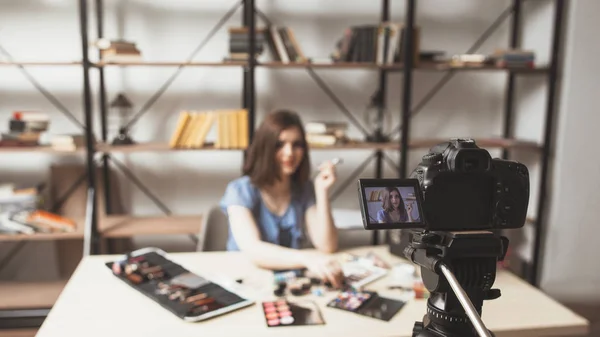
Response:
[356,138,530,337]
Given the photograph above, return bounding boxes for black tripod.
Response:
[403,230,509,337]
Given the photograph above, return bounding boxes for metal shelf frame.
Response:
[76,0,567,287]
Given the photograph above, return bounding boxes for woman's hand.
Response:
[301,251,345,288]
[406,202,414,222]
[314,161,337,194]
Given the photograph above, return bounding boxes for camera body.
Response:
[358,138,530,231]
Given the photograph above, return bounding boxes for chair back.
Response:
[197,206,229,251]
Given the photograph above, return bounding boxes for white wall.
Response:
[540,0,600,303]
[0,0,559,286]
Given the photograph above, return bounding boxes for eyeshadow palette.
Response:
[106,247,254,322]
[327,290,405,321]
[261,299,325,327]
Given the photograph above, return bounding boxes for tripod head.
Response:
[403,230,509,337]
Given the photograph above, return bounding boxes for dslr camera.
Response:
[357,138,530,232]
[357,138,531,337]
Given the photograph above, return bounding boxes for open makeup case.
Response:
[106,247,254,322]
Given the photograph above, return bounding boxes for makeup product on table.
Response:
[327,290,405,321]
[288,277,312,296]
[106,247,254,322]
[262,299,325,327]
[341,257,388,289]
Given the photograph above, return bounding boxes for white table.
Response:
[36,246,589,337]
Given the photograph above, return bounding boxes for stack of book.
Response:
[227,27,266,62]
[50,134,87,151]
[491,49,535,68]
[331,22,420,65]
[304,121,349,147]
[100,40,142,63]
[0,183,76,235]
[1,111,49,147]
[227,26,306,63]
[169,109,249,149]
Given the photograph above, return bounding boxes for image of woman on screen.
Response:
[376,187,414,223]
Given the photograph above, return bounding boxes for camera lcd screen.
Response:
[358,179,426,230]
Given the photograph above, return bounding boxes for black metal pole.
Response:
[78,0,100,255]
[503,0,521,160]
[243,0,256,142]
[399,0,416,178]
[373,0,390,246]
[531,0,566,287]
[95,0,111,215]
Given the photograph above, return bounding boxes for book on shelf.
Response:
[99,39,142,63]
[2,210,77,235]
[448,49,536,69]
[226,25,306,63]
[491,49,535,68]
[50,134,87,151]
[227,27,265,61]
[1,111,51,147]
[0,182,76,235]
[331,22,420,65]
[304,121,349,146]
[368,189,382,202]
[169,109,248,149]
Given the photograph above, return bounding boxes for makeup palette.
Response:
[327,290,405,321]
[106,247,254,322]
[261,299,325,327]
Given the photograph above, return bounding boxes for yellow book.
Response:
[192,111,217,148]
[178,112,198,147]
[169,111,191,148]
[215,111,227,149]
[228,110,239,148]
[185,113,206,148]
[223,112,231,148]
[238,109,249,149]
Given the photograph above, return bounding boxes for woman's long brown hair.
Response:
[243,110,310,188]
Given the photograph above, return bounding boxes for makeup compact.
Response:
[107,247,254,322]
[327,290,405,322]
[262,299,325,327]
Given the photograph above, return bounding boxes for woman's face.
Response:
[390,190,401,210]
[276,127,305,177]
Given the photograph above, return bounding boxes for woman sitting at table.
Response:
[219,109,343,287]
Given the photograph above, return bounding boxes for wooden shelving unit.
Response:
[97,137,541,154]
[98,215,202,238]
[0,146,86,154]
[0,61,81,66]
[70,0,564,290]
[97,142,243,153]
[87,59,550,74]
[0,281,67,310]
[0,329,38,337]
[93,60,246,67]
[0,224,84,242]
